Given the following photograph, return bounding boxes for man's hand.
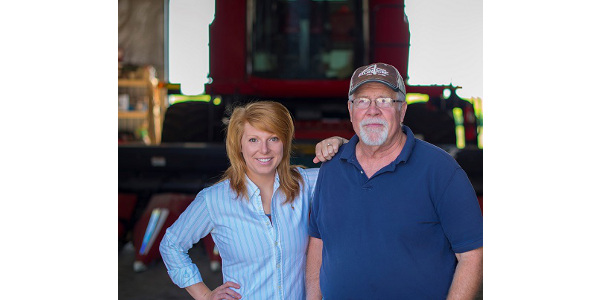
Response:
[313,136,348,163]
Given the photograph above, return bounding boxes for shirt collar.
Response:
[244,171,281,198]
[396,125,416,164]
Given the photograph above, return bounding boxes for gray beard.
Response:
[359,118,389,146]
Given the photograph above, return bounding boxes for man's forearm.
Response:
[306,237,323,300]
[447,247,483,300]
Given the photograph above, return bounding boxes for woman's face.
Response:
[240,122,284,181]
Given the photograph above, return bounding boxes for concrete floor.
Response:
[119,241,223,300]
[118,242,482,299]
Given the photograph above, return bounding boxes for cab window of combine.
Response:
[250,0,364,80]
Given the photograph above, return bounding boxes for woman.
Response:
[159,101,345,300]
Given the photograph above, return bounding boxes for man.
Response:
[306,63,483,299]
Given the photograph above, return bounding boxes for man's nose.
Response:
[366,101,381,115]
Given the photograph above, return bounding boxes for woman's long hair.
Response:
[220,101,304,204]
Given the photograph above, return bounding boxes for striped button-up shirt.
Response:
[160,167,319,300]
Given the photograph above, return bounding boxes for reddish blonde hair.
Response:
[220,101,304,203]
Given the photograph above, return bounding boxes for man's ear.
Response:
[348,101,353,123]
[399,101,408,123]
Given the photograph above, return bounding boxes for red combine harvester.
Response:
[192,0,481,199]
[119,0,482,271]
[202,0,478,144]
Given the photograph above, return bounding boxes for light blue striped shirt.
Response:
[160,167,319,300]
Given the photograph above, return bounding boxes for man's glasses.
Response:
[349,97,404,109]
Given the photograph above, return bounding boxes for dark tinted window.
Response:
[251,0,364,79]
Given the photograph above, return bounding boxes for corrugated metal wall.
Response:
[118,0,165,80]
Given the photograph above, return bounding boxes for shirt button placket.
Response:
[274,240,283,299]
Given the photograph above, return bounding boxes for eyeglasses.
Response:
[349,97,404,109]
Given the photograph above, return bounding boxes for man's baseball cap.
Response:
[348,62,406,96]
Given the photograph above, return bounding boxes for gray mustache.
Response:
[360,118,388,128]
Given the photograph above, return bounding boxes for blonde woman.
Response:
[160,101,345,300]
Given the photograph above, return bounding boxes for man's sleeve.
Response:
[308,167,324,239]
[436,168,483,253]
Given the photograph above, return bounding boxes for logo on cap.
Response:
[358,64,389,77]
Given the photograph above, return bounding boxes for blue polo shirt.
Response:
[308,126,483,299]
